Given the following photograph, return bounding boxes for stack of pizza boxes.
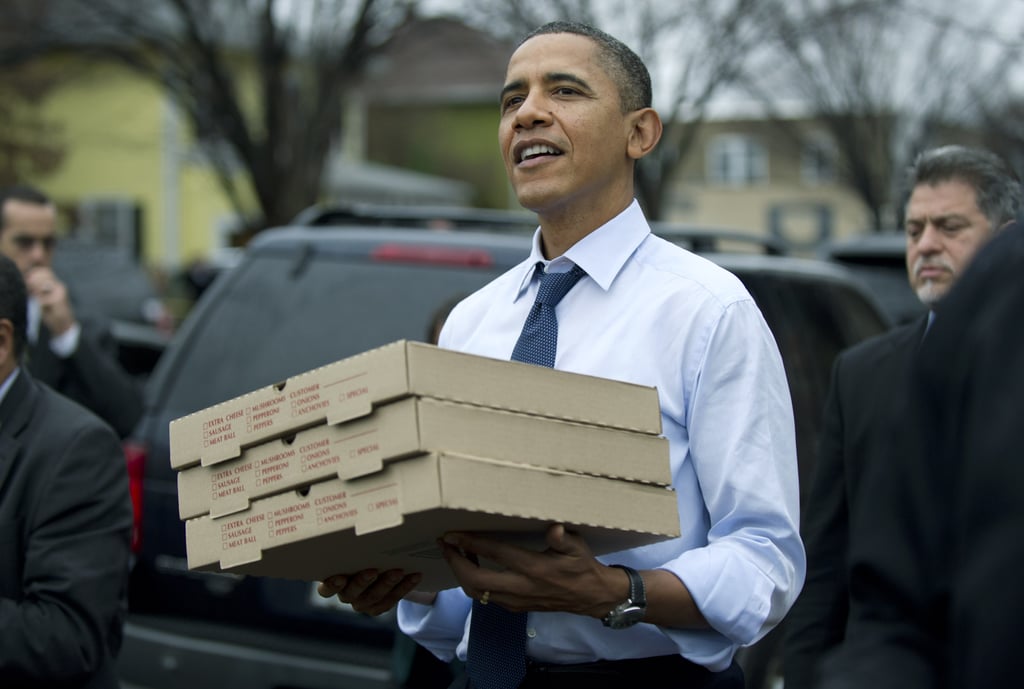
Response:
[172,340,679,591]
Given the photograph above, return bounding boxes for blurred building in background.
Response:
[2,11,1008,270]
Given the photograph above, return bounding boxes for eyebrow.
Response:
[906,212,971,224]
[500,72,595,102]
[905,213,974,231]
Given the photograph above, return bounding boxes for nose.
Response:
[513,90,552,129]
[27,242,51,266]
[916,223,943,254]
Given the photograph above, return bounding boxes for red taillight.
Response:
[121,441,147,553]
[371,244,494,267]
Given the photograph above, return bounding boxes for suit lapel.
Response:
[0,371,35,493]
[881,315,930,356]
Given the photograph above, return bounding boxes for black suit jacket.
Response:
[0,369,133,688]
[27,314,143,438]
[819,224,1024,689]
[782,315,928,689]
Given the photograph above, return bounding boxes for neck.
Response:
[536,195,634,259]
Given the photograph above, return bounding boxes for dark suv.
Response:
[119,218,888,689]
[818,232,925,326]
[53,238,173,379]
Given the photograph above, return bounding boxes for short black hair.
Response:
[0,253,27,361]
[519,21,652,112]
[907,146,1023,228]
[0,184,53,235]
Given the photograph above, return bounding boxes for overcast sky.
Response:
[416,0,1023,109]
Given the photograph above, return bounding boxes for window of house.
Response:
[706,134,768,186]
[801,134,838,185]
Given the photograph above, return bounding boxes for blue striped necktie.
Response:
[465,261,587,689]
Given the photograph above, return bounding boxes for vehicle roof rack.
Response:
[290,202,538,232]
[652,223,787,256]
[290,203,785,255]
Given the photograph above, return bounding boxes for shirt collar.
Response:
[514,200,651,300]
[27,297,40,343]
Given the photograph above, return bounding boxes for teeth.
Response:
[520,144,559,161]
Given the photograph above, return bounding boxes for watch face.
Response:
[602,566,646,629]
[604,603,645,629]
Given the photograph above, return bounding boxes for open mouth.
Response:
[517,144,563,163]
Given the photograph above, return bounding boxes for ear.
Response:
[626,108,663,161]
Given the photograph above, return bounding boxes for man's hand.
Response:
[440,524,625,618]
[25,266,76,336]
[316,568,427,616]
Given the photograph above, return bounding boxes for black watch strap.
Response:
[612,564,646,607]
[602,565,647,629]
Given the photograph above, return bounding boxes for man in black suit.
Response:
[0,185,142,437]
[818,220,1024,689]
[782,145,1023,689]
[0,253,134,687]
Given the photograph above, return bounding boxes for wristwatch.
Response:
[601,565,647,629]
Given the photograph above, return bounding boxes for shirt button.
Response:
[526,628,537,638]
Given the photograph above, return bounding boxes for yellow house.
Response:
[28,58,239,272]
[25,40,490,275]
[663,116,875,254]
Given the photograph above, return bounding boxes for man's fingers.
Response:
[360,572,423,616]
[25,268,69,308]
[361,569,412,600]
[25,267,56,289]
[318,568,378,602]
[452,523,580,558]
[316,576,347,598]
[442,530,535,568]
[317,569,423,617]
[439,538,490,598]
[439,534,542,604]
[544,523,573,553]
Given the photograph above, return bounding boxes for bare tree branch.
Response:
[633,0,771,219]
[745,0,1014,230]
[0,3,68,185]
[22,0,413,235]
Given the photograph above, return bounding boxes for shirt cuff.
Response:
[48,322,81,358]
[398,588,471,636]
[674,544,782,647]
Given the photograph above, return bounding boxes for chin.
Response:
[915,283,948,308]
[514,187,562,214]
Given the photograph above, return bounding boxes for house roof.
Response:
[322,158,473,206]
[363,17,513,105]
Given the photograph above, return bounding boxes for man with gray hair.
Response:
[782,144,1022,689]
[820,187,1024,689]
[902,145,1022,307]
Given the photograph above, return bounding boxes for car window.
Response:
[53,241,160,324]
[159,251,505,416]
[842,266,925,326]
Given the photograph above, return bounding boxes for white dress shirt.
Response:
[398,200,805,671]
[27,297,80,356]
